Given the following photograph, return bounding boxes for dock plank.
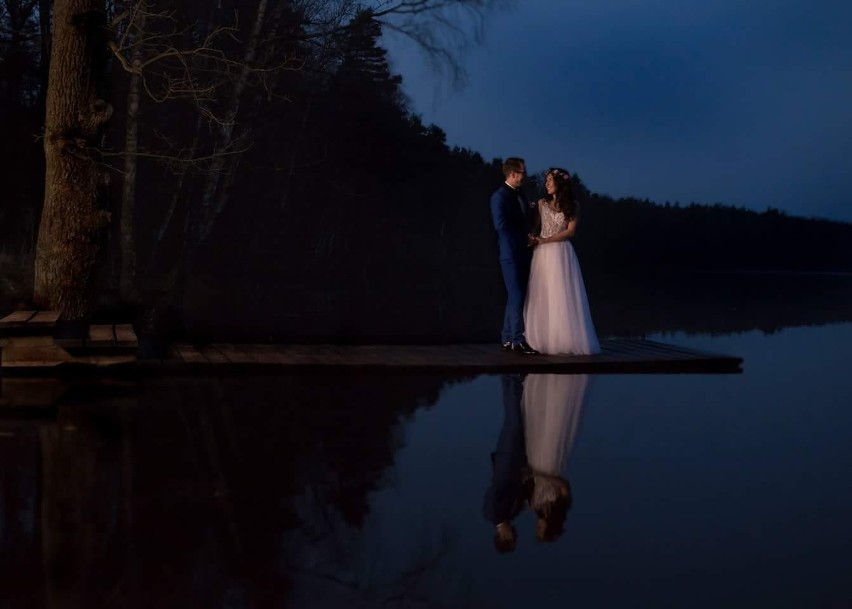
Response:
[198,345,230,364]
[71,354,138,367]
[635,338,733,360]
[114,324,138,347]
[1,336,73,368]
[0,311,37,326]
[607,342,692,360]
[213,343,258,364]
[241,344,285,364]
[29,311,61,326]
[173,344,209,364]
[88,325,115,347]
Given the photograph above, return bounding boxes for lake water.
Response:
[1,275,852,607]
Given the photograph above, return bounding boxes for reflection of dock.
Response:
[2,310,742,375]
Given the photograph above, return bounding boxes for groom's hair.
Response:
[493,525,517,553]
[502,157,525,178]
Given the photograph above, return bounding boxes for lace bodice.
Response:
[539,201,569,239]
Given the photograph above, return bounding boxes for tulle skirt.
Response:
[522,374,590,475]
[524,241,600,355]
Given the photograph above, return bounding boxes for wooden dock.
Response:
[155,339,741,374]
[1,310,138,373]
[2,310,743,375]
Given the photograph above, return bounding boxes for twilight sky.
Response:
[382,0,852,223]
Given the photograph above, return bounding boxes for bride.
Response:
[524,167,600,355]
[523,373,591,542]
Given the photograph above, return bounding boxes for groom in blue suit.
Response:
[483,373,530,552]
[490,157,539,355]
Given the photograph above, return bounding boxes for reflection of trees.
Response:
[40,400,132,608]
[588,271,852,337]
[0,419,42,607]
[283,510,469,608]
[0,373,469,608]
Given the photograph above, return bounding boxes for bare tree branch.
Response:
[373,0,512,88]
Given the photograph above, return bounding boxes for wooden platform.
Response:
[2,310,742,375]
[0,310,61,336]
[1,310,139,372]
[151,339,742,374]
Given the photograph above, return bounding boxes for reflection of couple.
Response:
[483,373,590,551]
[490,157,600,355]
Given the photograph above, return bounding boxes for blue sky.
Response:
[383,0,852,222]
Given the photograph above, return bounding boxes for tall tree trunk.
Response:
[34,0,113,319]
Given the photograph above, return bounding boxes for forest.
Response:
[2,0,851,343]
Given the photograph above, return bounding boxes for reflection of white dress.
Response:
[522,374,589,477]
[524,202,600,355]
[523,373,590,510]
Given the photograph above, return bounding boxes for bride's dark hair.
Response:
[531,476,572,543]
[545,167,577,219]
[536,496,570,543]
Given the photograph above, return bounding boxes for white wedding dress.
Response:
[524,202,600,355]
[522,374,590,508]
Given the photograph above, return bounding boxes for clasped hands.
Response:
[527,233,542,247]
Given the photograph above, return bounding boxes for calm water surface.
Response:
[312,325,852,609]
[2,317,851,607]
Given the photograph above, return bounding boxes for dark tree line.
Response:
[1,0,851,342]
[571,190,852,273]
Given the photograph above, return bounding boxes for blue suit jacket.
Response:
[490,183,532,262]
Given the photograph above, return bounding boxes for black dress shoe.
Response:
[502,341,513,351]
[512,341,540,355]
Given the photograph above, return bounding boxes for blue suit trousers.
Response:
[499,257,530,344]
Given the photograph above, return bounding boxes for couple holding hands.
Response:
[490,157,600,356]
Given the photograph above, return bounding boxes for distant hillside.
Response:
[567,182,852,272]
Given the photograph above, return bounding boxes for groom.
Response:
[490,157,539,355]
[483,374,531,553]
